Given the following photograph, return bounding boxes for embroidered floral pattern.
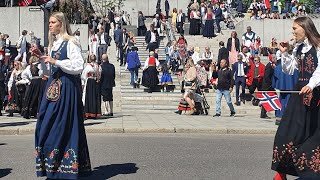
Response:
[273,143,320,173]
[304,54,316,74]
[273,142,297,167]
[46,79,62,102]
[303,92,313,106]
[35,147,84,174]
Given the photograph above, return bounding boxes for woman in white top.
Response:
[81,54,102,118]
[32,12,91,179]
[88,29,98,58]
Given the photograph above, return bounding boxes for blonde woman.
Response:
[171,8,178,32]
[31,12,91,179]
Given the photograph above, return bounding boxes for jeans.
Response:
[97,45,108,64]
[235,77,246,102]
[215,89,235,114]
[129,67,139,86]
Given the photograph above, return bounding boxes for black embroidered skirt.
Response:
[271,82,320,178]
[21,78,43,118]
[142,66,159,88]
[84,78,102,118]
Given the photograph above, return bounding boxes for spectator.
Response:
[171,8,178,32]
[127,47,141,88]
[215,3,223,34]
[239,46,252,63]
[246,56,265,97]
[227,31,240,65]
[176,9,186,34]
[137,11,147,36]
[189,8,201,35]
[145,24,160,52]
[182,58,197,114]
[165,0,170,19]
[203,8,216,38]
[89,30,98,58]
[232,54,248,106]
[253,36,263,56]
[212,59,235,117]
[217,41,229,68]
[269,37,278,54]
[114,24,121,61]
[97,27,109,64]
[81,54,101,119]
[118,28,129,66]
[15,30,28,67]
[242,26,256,52]
[142,51,160,93]
[100,54,115,116]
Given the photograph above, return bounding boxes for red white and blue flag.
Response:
[19,0,33,6]
[255,92,282,112]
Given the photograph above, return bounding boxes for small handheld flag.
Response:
[255,92,282,112]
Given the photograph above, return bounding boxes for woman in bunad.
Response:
[32,12,91,179]
[142,51,160,93]
[189,8,201,35]
[202,8,215,39]
[6,61,26,117]
[201,47,214,67]
[88,29,98,58]
[271,17,320,180]
[177,34,188,63]
[20,56,45,119]
[81,54,102,119]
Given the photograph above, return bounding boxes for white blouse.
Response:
[21,63,45,84]
[281,39,320,89]
[45,35,84,75]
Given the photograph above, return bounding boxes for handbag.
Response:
[5,102,20,113]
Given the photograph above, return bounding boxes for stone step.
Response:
[120,91,247,98]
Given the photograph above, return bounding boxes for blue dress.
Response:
[160,72,173,85]
[35,40,91,179]
[272,61,298,119]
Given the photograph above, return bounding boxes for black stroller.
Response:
[193,82,210,115]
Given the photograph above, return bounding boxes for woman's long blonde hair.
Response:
[48,12,73,50]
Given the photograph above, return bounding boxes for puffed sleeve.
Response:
[81,64,89,86]
[281,51,298,75]
[55,39,84,75]
[306,50,320,89]
[143,57,149,69]
[8,72,14,92]
[155,58,160,66]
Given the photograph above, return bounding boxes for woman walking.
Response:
[271,17,320,180]
[33,12,91,179]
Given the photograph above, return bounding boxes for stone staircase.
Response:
[118,33,268,116]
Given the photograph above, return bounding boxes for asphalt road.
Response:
[0,134,296,180]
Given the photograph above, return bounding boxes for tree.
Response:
[90,0,126,16]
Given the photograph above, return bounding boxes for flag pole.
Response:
[255,90,301,93]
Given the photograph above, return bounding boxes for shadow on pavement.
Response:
[84,122,104,126]
[0,168,12,178]
[0,143,7,146]
[0,121,36,128]
[81,163,139,180]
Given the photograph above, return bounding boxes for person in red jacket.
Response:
[246,55,265,95]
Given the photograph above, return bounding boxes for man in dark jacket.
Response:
[114,25,121,61]
[260,55,277,119]
[100,54,115,116]
[212,59,236,117]
[118,28,129,66]
[214,3,223,34]
[232,55,248,106]
[176,9,185,34]
[145,24,159,52]
[217,41,229,69]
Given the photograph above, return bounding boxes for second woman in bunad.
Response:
[142,51,160,93]
[271,17,320,180]
[32,12,91,179]
[6,61,26,117]
[81,54,102,119]
[20,56,45,119]
[202,8,216,38]
[88,29,98,58]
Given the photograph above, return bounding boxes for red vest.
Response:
[148,57,156,66]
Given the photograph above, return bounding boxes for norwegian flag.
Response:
[255,92,282,112]
[19,0,33,6]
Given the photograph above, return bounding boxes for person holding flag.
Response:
[271,17,320,180]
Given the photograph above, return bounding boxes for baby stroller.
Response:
[193,83,210,115]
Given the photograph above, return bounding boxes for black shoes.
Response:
[234,102,240,106]
[261,115,271,119]
[241,98,245,104]
[174,110,182,115]
[230,112,236,117]
[213,113,221,117]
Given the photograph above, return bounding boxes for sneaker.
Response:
[213,113,221,117]
[230,112,236,117]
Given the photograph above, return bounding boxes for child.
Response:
[160,63,173,92]
[165,41,171,64]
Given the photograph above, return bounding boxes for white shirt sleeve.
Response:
[20,66,31,85]
[55,39,84,75]
[144,58,149,69]
[281,52,297,75]
[8,72,14,92]
[306,50,320,89]
[81,64,89,86]
[156,58,160,66]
